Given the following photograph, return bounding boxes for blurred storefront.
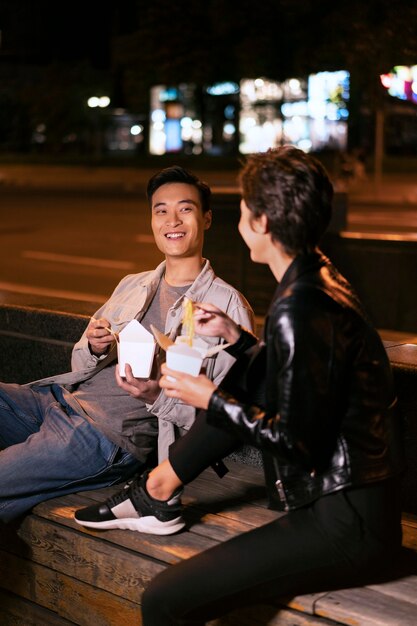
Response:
[145,70,350,157]
[380,65,417,155]
[149,84,203,155]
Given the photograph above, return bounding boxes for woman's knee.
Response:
[142,564,193,624]
[141,576,170,624]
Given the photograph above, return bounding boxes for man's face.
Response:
[151,182,212,260]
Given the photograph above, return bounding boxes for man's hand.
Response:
[87,317,115,356]
[115,363,160,403]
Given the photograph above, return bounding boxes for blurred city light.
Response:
[87,96,111,108]
[380,65,417,104]
[130,125,143,135]
[147,72,349,156]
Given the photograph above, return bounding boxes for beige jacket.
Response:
[29,260,255,460]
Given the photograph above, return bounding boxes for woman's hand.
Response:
[159,363,217,410]
[193,302,241,345]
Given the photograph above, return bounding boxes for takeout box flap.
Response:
[119,319,154,342]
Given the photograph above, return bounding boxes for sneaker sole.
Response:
[74,514,185,535]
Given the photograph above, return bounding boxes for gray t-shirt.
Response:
[61,278,190,461]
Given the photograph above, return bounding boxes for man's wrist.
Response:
[88,342,108,357]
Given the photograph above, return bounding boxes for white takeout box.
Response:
[174,335,209,358]
[117,320,156,378]
[166,344,203,377]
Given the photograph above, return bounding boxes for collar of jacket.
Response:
[275,250,325,298]
[263,250,328,337]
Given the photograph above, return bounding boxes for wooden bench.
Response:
[1,299,417,624]
[1,461,417,626]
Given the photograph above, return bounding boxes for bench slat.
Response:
[0,514,163,603]
[0,589,74,626]
[316,586,417,625]
[208,603,341,625]
[0,551,142,626]
[367,575,417,606]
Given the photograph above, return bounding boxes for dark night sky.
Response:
[3,1,417,98]
[0,0,118,68]
[4,1,417,76]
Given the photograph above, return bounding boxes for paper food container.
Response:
[117,320,156,378]
[166,344,203,377]
[174,335,209,357]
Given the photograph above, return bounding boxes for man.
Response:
[0,166,254,523]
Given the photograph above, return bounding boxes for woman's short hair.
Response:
[239,146,334,255]
[146,166,211,214]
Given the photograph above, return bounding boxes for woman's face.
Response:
[238,199,269,264]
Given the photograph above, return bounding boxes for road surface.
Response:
[1,184,416,306]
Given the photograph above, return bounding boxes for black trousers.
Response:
[142,413,402,626]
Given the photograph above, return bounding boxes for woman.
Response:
[91,146,406,625]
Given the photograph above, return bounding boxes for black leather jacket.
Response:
[208,251,404,511]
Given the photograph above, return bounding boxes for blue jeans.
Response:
[0,382,142,522]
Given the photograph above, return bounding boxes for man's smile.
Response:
[165,232,186,239]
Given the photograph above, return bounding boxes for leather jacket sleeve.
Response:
[225,326,258,358]
[207,293,359,472]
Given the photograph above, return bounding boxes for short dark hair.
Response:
[146,166,211,214]
[239,146,334,255]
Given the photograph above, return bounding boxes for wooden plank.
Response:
[402,513,417,528]
[31,492,219,564]
[207,603,340,625]
[367,575,417,606]
[188,464,268,502]
[402,514,417,551]
[285,593,331,615]
[402,525,417,551]
[0,551,142,626]
[316,586,417,625]
[195,461,267,490]
[184,482,279,525]
[0,589,74,625]
[0,514,164,602]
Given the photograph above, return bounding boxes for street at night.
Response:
[1,169,417,307]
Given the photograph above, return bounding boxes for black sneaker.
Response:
[74,471,185,535]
